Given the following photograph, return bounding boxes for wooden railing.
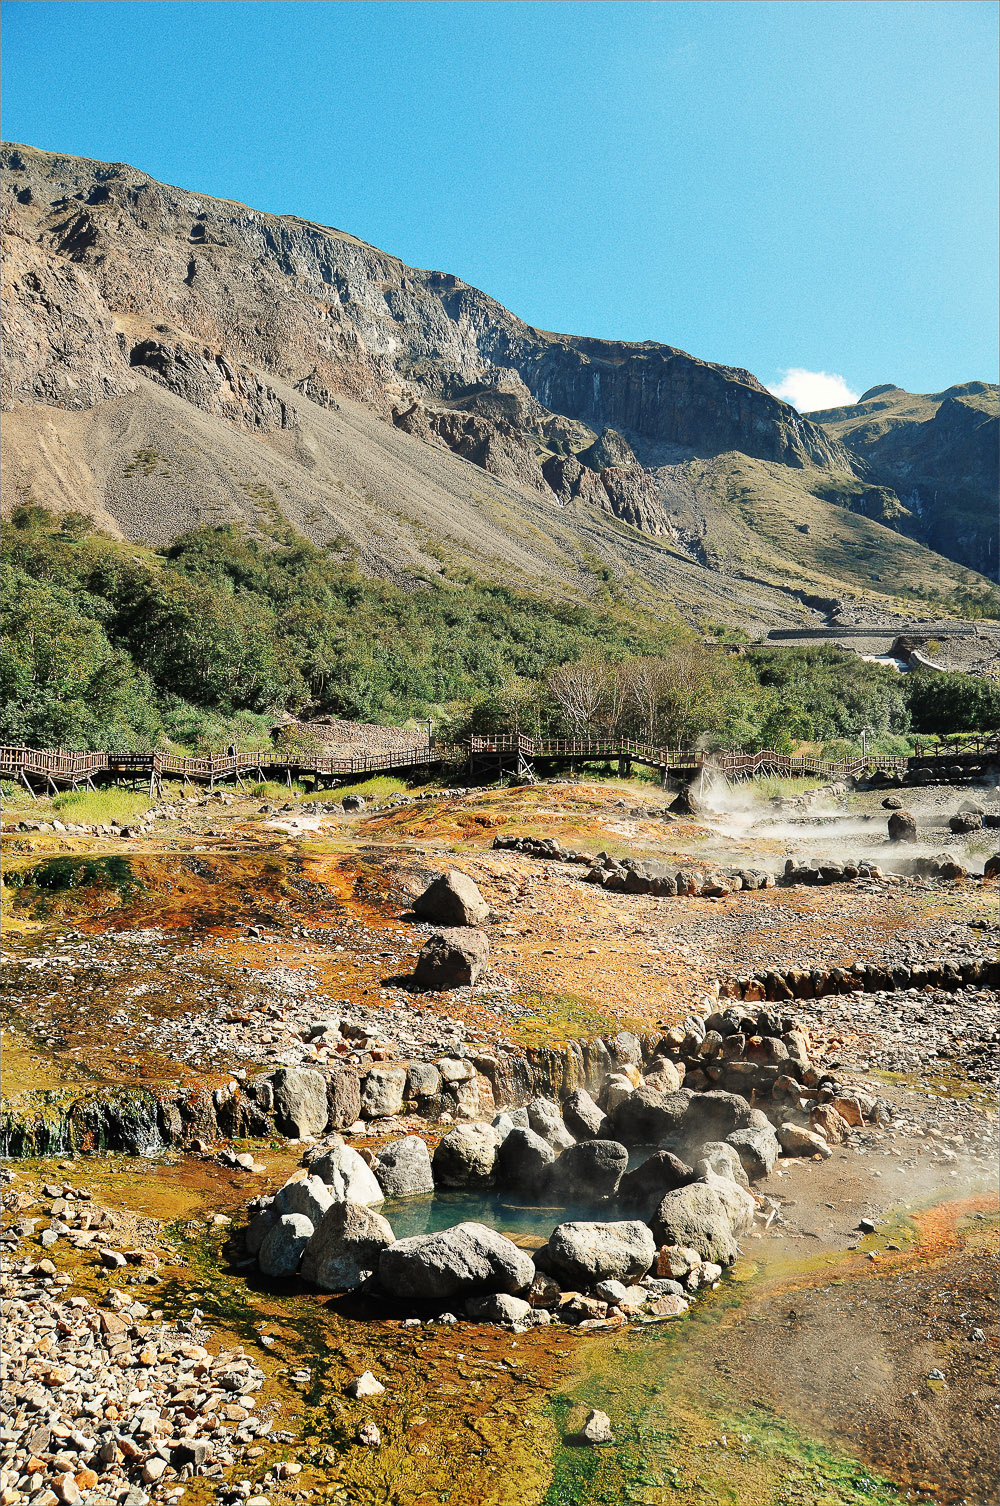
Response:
[469,734,695,765]
[469,736,909,779]
[710,747,908,779]
[913,733,1000,758]
[0,745,110,780]
[2,728,997,796]
[0,740,447,792]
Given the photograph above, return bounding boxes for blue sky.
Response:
[3,1,996,406]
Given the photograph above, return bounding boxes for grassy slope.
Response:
[6,376,997,636]
[812,382,999,441]
[654,450,999,613]
[810,384,999,585]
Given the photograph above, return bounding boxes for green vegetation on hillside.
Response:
[0,508,682,747]
[658,452,1000,617]
[2,508,997,752]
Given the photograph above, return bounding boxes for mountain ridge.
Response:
[2,140,996,628]
[812,382,999,580]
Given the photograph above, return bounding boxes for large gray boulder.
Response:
[413,870,490,927]
[244,1205,278,1258]
[413,930,490,990]
[275,1174,336,1225]
[326,1068,362,1132]
[603,1073,637,1119]
[464,1292,532,1324]
[617,1151,693,1213]
[562,1088,612,1142]
[494,1127,555,1194]
[378,1221,534,1300]
[361,1066,407,1119]
[527,1098,576,1152]
[549,1140,628,1200]
[300,1202,396,1291]
[371,1136,435,1198]
[406,1062,442,1100]
[271,1067,329,1139]
[888,809,917,843]
[432,1123,499,1187]
[258,1213,314,1278]
[727,1125,780,1180]
[693,1142,749,1188]
[643,1060,684,1094]
[611,1087,692,1145]
[778,1122,832,1158]
[681,1091,758,1145]
[652,1172,756,1265]
[547,1220,656,1285]
[310,1144,385,1206]
[608,1030,643,1067]
[436,1056,476,1086]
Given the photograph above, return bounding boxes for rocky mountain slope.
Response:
[2,141,995,628]
[812,383,999,581]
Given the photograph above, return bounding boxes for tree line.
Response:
[1,508,997,753]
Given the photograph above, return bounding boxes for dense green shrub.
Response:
[0,563,162,747]
[906,669,1000,734]
[746,645,912,743]
[2,509,996,751]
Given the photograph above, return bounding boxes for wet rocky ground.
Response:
[1,773,997,1505]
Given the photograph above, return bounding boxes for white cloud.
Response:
[767,368,860,413]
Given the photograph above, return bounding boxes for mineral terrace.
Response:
[1,770,998,1506]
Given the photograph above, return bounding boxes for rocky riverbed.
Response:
[2,772,997,1505]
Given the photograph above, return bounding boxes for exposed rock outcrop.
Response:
[1,144,847,495]
[814,383,1000,578]
[3,141,991,621]
[377,1222,535,1301]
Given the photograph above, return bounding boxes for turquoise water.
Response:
[383,1188,610,1241]
[382,1147,661,1241]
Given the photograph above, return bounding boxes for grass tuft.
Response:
[246,779,309,800]
[50,788,152,825]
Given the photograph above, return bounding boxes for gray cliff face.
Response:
[1,142,849,490]
[4,141,992,613]
[512,336,846,469]
[814,383,1000,580]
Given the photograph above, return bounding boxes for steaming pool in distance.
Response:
[382,1145,674,1239]
[383,1188,637,1242]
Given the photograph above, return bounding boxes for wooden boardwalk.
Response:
[0,741,445,798]
[1,731,997,798]
[467,734,911,782]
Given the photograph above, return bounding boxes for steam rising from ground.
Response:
[689,768,994,875]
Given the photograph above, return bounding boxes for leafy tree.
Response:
[905,671,1000,734]
[0,565,161,747]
